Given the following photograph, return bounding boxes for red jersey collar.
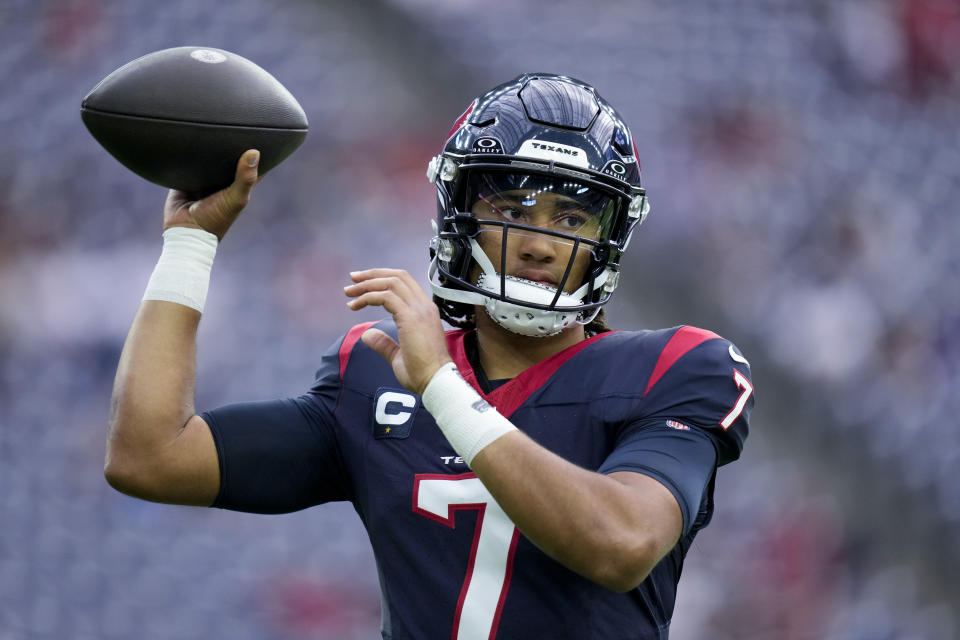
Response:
[444,329,616,418]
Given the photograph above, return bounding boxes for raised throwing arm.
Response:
[105,150,260,505]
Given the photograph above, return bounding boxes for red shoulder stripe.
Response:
[339,321,377,378]
[643,326,719,396]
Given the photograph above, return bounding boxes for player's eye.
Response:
[483,198,525,221]
[474,194,527,223]
[554,212,588,230]
[499,207,525,221]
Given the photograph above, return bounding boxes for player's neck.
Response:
[474,311,586,380]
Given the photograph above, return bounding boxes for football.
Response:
[81,46,308,196]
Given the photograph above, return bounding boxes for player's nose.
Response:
[512,228,558,263]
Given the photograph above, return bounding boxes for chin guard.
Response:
[477,273,580,337]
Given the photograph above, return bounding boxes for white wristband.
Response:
[421,363,518,465]
[142,227,219,312]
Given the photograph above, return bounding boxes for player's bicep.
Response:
[608,470,684,556]
[165,415,221,505]
[599,421,718,538]
[112,414,221,507]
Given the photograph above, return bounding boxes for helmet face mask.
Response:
[428,73,648,337]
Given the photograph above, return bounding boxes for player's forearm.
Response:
[421,363,675,590]
[470,432,671,592]
[105,300,200,484]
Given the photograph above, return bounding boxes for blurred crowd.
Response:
[1,1,958,638]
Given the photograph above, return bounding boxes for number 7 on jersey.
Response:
[413,473,520,640]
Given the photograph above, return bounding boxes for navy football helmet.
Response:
[428,73,649,337]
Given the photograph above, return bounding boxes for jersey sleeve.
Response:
[597,421,717,538]
[597,328,755,537]
[202,334,352,514]
[641,329,754,467]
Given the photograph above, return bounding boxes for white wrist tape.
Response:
[142,227,219,312]
[421,363,518,465]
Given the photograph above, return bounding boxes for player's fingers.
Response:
[194,150,260,214]
[225,149,261,205]
[173,150,260,238]
[360,328,400,364]
[237,149,261,185]
[344,275,415,301]
[358,269,419,292]
[349,268,413,284]
[164,188,192,215]
[386,269,426,298]
[187,149,260,211]
[346,289,403,313]
[348,270,432,308]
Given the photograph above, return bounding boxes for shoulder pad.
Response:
[311,319,399,392]
[642,326,754,466]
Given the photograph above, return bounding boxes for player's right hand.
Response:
[163,149,261,240]
[345,268,454,396]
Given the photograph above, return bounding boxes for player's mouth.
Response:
[514,269,558,287]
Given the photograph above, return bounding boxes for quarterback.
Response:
[106,74,753,639]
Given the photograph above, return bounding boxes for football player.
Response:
[106,73,753,639]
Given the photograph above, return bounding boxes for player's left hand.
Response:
[345,268,453,395]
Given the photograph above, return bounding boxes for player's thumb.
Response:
[219,149,259,207]
[215,149,257,211]
[233,149,260,196]
[360,328,400,364]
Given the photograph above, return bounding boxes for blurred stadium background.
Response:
[1,0,959,638]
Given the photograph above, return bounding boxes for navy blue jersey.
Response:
[203,322,753,640]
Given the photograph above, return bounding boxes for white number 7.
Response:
[413,473,520,640]
[720,369,753,430]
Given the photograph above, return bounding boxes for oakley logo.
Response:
[474,137,504,154]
